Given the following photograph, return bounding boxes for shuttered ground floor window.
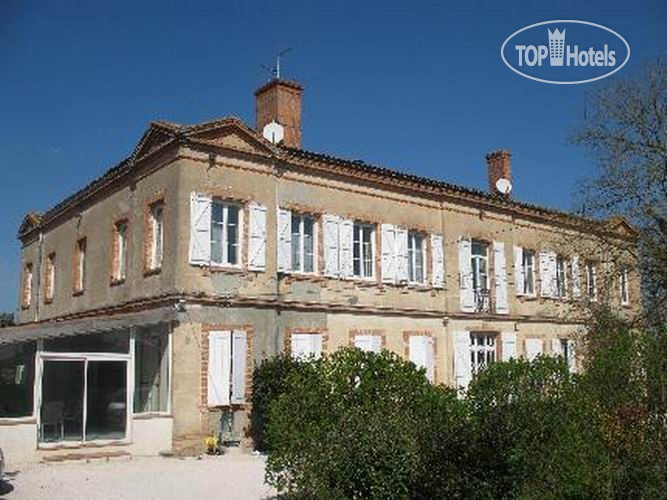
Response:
[291,333,323,361]
[408,335,435,382]
[207,330,248,407]
[470,333,497,375]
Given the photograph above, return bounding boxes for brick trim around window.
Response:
[348,328,386,348]
[284,327,329,356]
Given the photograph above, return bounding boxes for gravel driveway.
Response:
[0,452,276,499]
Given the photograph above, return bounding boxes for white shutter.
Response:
[454,331,472,390]
[539,251,551,297]
[409,336,433,382]
[339,219,354,279]
[323,214,340,277]
[248,203,267,271]
[425,337,435,383]
[551,338,563,357]
[525,338,543,361]
[566,340,576,373]
[501,332,517,361]
[231,330,247,404]
[208,331,231,406]
[458,237,474,312]
[431,234,445,288]
[571,256,581,298]
[514,246,524,295]
[291,333,322,360]
[548,252,558,297]
[355,334,381,353]
[395,227,409,283]
[381,224,397,283]
[493,241,509,314]
[189,192,212,265]
[277,208,292,272]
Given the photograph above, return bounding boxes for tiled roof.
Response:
[19,116,603,239]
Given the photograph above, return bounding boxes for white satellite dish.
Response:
[263,121,284,144]
[495,177,513,195]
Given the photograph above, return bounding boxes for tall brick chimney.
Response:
[254,79,303,149]
[485,149,513,197]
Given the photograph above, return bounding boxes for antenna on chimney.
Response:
[275,48,292,79]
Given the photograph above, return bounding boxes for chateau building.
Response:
[0,78,638,462]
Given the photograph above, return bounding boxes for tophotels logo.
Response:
[501,20,630,84]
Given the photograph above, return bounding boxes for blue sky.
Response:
[0,0,664,312]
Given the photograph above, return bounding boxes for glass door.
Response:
[40,357,128,444]
[40,360,85,443]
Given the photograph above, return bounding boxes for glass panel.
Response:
[134,327,169,413]
[86,361,127,441]
[362,226,373,277]
[44,331,130,353]
[0,342,35,418]
[40,360,85,442]
[226,205,239,265]
[303,217,314,272]
[415,235,424,282]
[291,216,301,271]
[353,224,361,276]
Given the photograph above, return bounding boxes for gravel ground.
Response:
[0,452,276,499]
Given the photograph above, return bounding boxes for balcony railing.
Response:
[474,288,491,313]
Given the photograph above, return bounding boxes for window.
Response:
[0,342,35,418]
[211,201,240,266]
[22,263,33,307]
[74,238,86,293]
[586,263,597,301]
[522,250,535,295]
[354,334,382,353]
[290,214,315,273]
[555,256,567,298]
[353,222,374,279]
[470,333,496,374]
[112,220,128,282]
[207,330,248,406]
[619,269,629,305]
[148,202,164,271]
[45,253,56,302]
[471,241,489,312]
[409,335,435,382]
[134,326,169,413]
[291,333,323,361]
[408,232,425,283]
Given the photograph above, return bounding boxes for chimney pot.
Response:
[254,79,303,148]
[486,149,513,197]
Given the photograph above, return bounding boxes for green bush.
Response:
[265,348,450,498]
[249,353,303,452]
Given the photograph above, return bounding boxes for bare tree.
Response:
[572,59,667,326]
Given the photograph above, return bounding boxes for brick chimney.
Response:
[485,149,513,197]
[254,79,303,149]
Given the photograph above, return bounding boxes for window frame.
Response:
[210,199,242,268]
[290,213,317,274]
[73,238,87,294]
[407,231,426,285]
[44,252,56,303]
[352,222,375,280]
[147,200,165,272]
[469,332,498,375]
[290,332,324,361]
[555,255,567,298]
[619,269,629,306]
[521,249,535,296]
[133,326,171,416]
[22,262,33,308]
[112,219,129,284]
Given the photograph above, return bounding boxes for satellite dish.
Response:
[263,121,284,144]
[495,177,513,195]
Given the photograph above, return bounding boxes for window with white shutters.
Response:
[408,335,434,382]
[525,338,543,361]
[571,256,581,298]
[539,250,557,298]
[555,255,567,298]
[189,193,212,265]
[454,331,472,390]
[458,237,474,312]
[517,249,535,296]
[501,332,517,361]
[211,200,241,267]
[291,333,323,361]
[323,214,341,277]
[290,213,316,273]
[471,241,490,313]
[207,330,248,407]
[493,241,509,314]
[247,202,267,271]
[353,222,374,279]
